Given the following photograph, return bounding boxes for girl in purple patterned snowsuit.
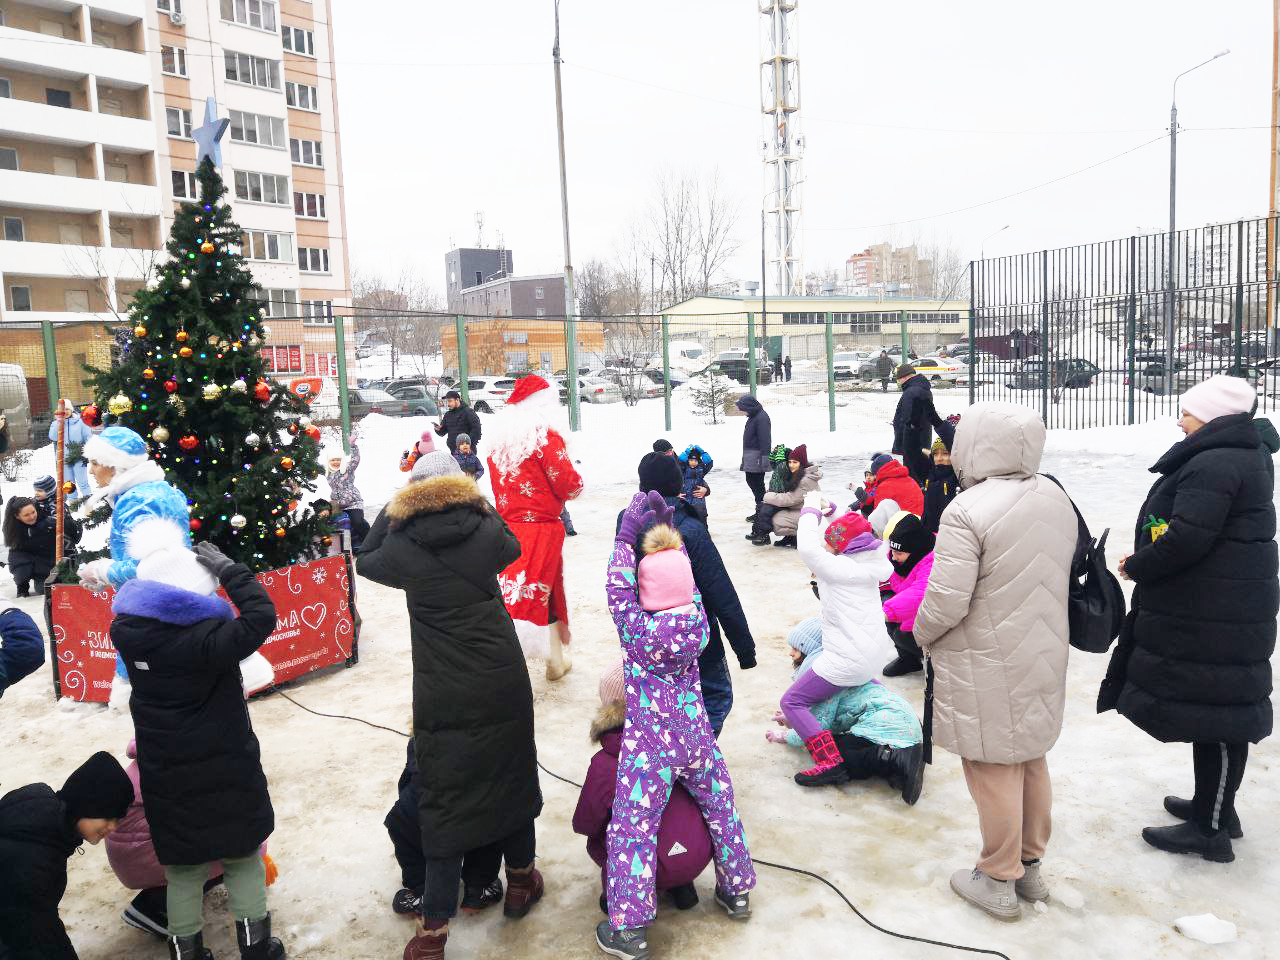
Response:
[598,491,755,957]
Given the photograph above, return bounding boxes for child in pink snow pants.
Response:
[599,491,755,956]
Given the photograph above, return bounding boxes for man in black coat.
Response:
[736,395,772,519]
[433,391,483,454]
[875,350,894,392]
[358,453,543,956]
[0,751,133,959]
[1101,377,1278,863]
[891,365,938,485]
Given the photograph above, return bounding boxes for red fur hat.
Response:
[506,374,552,406]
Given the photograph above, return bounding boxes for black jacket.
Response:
[892,375,937,455]
[921,463,959,538]
[1099,414,1278,743]
[0,784,83,960]
[109,566,277,865]
[616,496,756,671]
[875,353,893,377]
[736,396,772,473]
[434,404,483,453]
[8,514,80,565]
[358,474,542,857]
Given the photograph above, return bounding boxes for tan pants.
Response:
[960,756,1052,881]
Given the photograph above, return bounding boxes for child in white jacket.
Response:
[782,490,893,786]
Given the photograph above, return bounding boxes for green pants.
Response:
[165,853,267,937]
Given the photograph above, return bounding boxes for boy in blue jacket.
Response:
[677,445,712,523]
[451,434,485,482]
[0,606,45,698]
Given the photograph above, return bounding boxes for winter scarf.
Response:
[767,444,790,493]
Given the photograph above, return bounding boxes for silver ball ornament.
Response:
[230,514,247,530]
[230,378,248,394]
[245,432,261,448]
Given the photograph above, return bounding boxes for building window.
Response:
[224,51,280,90]
[298,247,329,273]
[234,169,289,205]
[157,0,182,13]
[293,191,325,219]
[229,110,286,148]
[535,308,545,317]
[241,229,294,262]
[9,286,31,311]
[281,25,315,56]
[160,45,188,76]
[171,169,198,199]
[3,217,23,242]
[46,88,72,109]
[285,81,319,112]
[264,344,303,373]
[65,290,89,312]
[302,299,333,323]
[535,286,544,299]
[289,138,322,167]
[249,287,297,317]
[0,79,11,99]
[0,148,16,170]
[166,106,193,139]
[220,0,276,32]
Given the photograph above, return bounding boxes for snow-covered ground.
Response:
[2,390,1276,960]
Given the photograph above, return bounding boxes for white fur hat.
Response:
[1180,374,1257,425]
[127,516,218,596]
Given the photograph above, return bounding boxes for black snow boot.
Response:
[882,655,923,678]
[460,879,503,913]
[15,581,29,598]
[168,932,213,960]
[772,535,797,549]
[1141,821,1234,863]
[392,888,422,915]
[123,886,169,938]
[1164,795,1243,839]
[236,914,286,959]
[878,744,925,805]
[746,532,771,545]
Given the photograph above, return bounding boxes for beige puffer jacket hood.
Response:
[914,402,1078,764]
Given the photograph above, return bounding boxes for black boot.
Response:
[746,532,771,545]
[168,932,213,960]
[123,886,169,938]
[392,888,422,915]
[1141,821,1234,863]
[882,655,923,677]
[773,535,797,549]
[15,581,28,598]
[460,879,503,913]
[236,914,286,959]
[878,744,925,805]
[1164,795,1243,839]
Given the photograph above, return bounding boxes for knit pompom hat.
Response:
[636,524,695,612]
[867,498,901,538]
[869,453,894,476]
[33,475,57,498]
[415,430,436,456]
[787,444,809,468]
[84,426,149,471]
[824,511,874,554]
[58,751,132,823]
[411,450,463,481]
[598,658,625,706]
[456,433,472,448]
[1180,374,1257,424]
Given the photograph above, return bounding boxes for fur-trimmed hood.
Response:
[113,579,234,625]
[590,700,625,743]
[387,475,486,528]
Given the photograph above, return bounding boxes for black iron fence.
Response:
[968,217,1280,429]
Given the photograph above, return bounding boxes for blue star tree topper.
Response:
[192,97,230,169]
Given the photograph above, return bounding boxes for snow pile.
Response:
[1174,914,1238,945]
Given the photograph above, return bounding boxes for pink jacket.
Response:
[882,551,935,633]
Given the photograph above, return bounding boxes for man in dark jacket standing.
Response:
[0,751,133,959]
[784,356,792,381]
[433,391,483,454]
[1103,376,1277,863]
[736,395,772,520]
[892,365,937,485]
[625,453,756,734]
[875,350,894,391]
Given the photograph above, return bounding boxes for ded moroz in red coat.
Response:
[486,376,584,656]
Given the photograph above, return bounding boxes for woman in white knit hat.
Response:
[1102,374,1279,864]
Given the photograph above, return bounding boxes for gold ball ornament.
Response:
[178,346,194,359]
[142,368,155,380]
[274,527,287,538]
[200,241,215,254]
[107,393,133,415]
[133,324,147,338]
[62,481,75,494]
[279,456,295,471]
[152,426,170,443]
[207,335,220,346]
[175,330,190,343]
[202,382,222,400]
[321,535,333,547]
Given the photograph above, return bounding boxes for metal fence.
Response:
[969,217,1280,429]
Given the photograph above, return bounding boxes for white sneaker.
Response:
[949,868,1021,921]
[1015,860,1050,902]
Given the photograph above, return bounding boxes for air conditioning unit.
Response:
[169,10,185,25]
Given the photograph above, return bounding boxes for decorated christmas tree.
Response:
[82,147,330,571]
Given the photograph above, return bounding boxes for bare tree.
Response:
[576,258,615,320]
[643,169,740,304]
[693,172,740,296]
[351,267,441,379]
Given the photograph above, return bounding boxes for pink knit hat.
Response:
[598,658,625,705]
[1180,374,1256,424]
[636,526,695,612]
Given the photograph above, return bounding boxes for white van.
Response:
[0,363,31,447]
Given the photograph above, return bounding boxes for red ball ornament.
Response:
[287,423,299,435]
[178,434,199,451]
[253,381,271,403]
[279,457,295,471]
[274,527,287,538]
[189,518,202,532]
[80,404,102,426]
[164,379,178,393]
[200,241,215,254]
[305,426,321,441]
[287,499,299,511]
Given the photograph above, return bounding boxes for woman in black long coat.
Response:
[1101,375,1278,863]
[358,453,543,959]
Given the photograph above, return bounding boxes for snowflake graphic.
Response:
[556,448,568,461]
[497,495,509,508]
[311,569,327,585]
[519,482,535,497]
[546,467,558,481]
[523,512,538,522]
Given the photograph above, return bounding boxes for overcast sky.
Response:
[332,0,1270,295]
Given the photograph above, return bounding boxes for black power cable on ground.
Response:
[268,688,1012,960]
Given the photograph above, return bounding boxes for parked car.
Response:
[599,367,663,401]
[0,363,31,450]
[1138,360,1260,396]
[708,358,773,386]
[1006,358,1100,390]
[557,376,622,404]
[385,381,442,417]
[885,345,919,361]
[348,388,409,419]
[464,377,517,413]
[910,356,967,382]
[833,351,872,380]
[643,367,689,389]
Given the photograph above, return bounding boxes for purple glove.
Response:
[617,491,655,545]
[646,490,675,529]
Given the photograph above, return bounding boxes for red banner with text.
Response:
[47,554,358,702]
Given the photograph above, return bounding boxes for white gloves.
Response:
[77,559,112,590]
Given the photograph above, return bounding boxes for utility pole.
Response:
[553,0,580,430]
[1270,0,1279,349]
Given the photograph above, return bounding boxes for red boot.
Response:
[403,920,447,960]
[503,866,544,919]
[795,730,850,787]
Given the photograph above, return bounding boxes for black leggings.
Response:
[745,472,766,507]
[422,821,535,920]
[1192,742,1249,832]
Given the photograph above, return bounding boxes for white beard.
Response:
[485,388,572,479]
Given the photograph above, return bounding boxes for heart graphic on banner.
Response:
[300,603,328,631]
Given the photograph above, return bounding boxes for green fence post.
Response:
[565,312,580,432]
[454,315,470,406]
[41,317,59,416]
[824,311,836,432]
[329,304,352,453]
[1127,237,1137,425]
[661,313,672,432]
[746,312,757,395]
[968,262,977,406]
[899,310,909,360]
[1040,250,1050,425]
[1234,220,1245,372]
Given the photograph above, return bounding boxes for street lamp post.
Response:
[1166,50,1230,375]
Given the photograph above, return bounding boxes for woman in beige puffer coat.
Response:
[914,402,1076,922]
[749,445,822,547]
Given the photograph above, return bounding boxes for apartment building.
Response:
[0,0,352,412]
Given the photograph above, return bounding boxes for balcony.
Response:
[0,23,149,86]
[0,238,161,280]
[0,95,154,150]
[0,168,161,215]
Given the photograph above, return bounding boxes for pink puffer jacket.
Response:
[882,551,935,633]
